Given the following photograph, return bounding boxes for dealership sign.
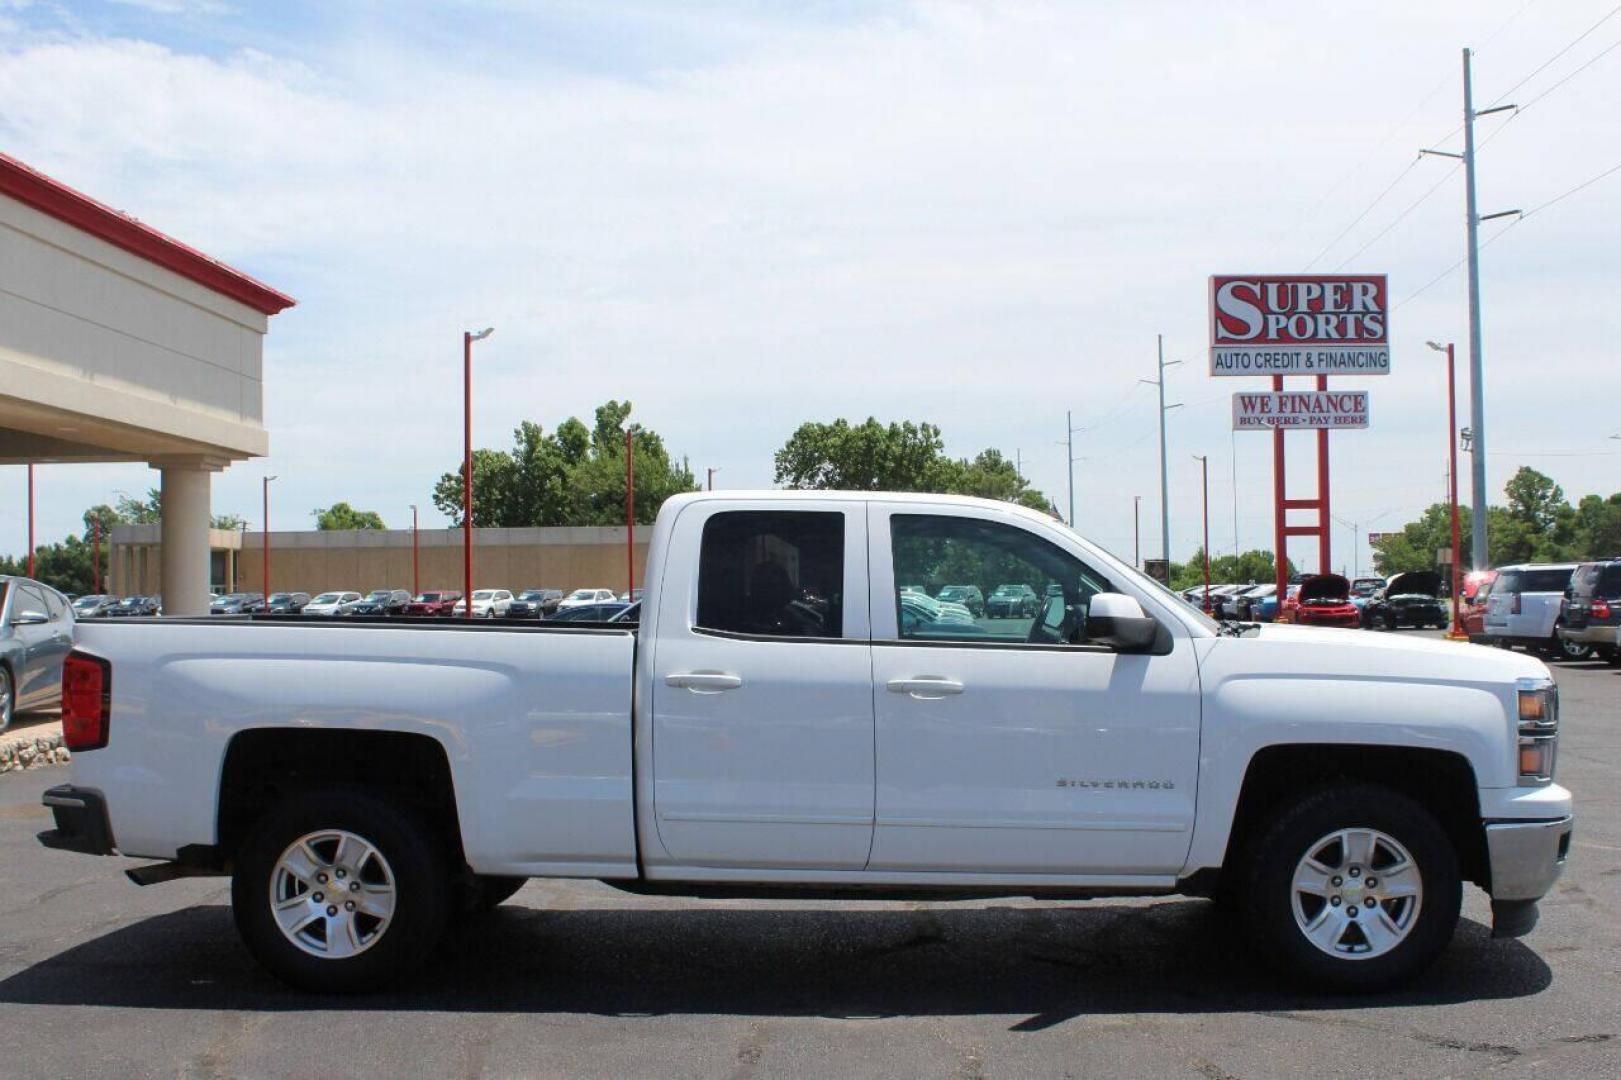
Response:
[1210,274,1390,376]
[1232,390,1370,431]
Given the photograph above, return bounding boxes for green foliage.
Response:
[1169,548,1288,592]
[107,487,242,531]
[773,418,1058,513]
[312,502,386,530]
[1372,467,1621,574]
[432,401,696,527]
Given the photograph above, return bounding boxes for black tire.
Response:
[1241,782,1461,992]
[232,788,450,993]
[457,874,527,915]
[0,664,13,733]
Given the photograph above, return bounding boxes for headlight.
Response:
[1515,676,1559,784]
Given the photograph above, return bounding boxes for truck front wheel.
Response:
[1241,783,1461,992]
[231,789,450,992]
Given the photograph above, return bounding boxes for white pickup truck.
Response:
[39,492,1573,993]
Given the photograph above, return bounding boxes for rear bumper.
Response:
[36,785,116,856]
[1557,624,1618,646]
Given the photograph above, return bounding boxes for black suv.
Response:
[1559,558,1621,665]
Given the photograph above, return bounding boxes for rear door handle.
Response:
[665,671,743,693]
[887,677,965,698]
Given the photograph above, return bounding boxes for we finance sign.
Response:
[1210,274,1390,376]
[1233,390,1370,431]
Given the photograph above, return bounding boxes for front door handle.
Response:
[887,677,965,698]
[666,671,743,693]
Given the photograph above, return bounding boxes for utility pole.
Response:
[410,504,420,598]
[1064,411,1083,527]
[1423,50,1516,569]
[462,326,493,618]
[706,467,719,491]
[26,462,34,579]
[1133,495,1141,568]
[1193,454,1211,612]
[625,424,637,595]
[262,475,275,604]
[1140,336,1182,567]
[1015,448,1023,483]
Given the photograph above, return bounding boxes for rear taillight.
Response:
[62,651,111,752]
[1593,598,1612,619]
[1511,592,1522,615]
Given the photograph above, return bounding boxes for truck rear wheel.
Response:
[1241,783,1460,992]
[231,789,449,993]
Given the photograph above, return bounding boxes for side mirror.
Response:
[11,610,49,626]
[1087,593,1160,653]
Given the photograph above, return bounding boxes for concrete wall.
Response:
[111,525,652,597]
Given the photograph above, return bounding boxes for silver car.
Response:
[1,576,75,732]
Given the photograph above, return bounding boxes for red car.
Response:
[1460,570,1497,643]
[400,590,462,617]
[1277,573,1361,628]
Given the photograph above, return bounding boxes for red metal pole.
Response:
[1446,343,1465,639]
[625,427,636,595]
[411,505,420,598]
[463,331,473,619]
[1316,374,1331,575]
[26,462,35,579]
[1272,376,1286,600]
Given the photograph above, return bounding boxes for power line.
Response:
[1301,156,1423,270]
[1485,1,1621,106]
[1330,162,1462,270]
[1517,32,1621,112]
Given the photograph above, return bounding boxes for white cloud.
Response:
[1,1,1618,568]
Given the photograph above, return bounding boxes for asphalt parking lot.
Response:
[0,640,1616,1079]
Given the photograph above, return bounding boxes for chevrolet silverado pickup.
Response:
[38,492,1573,993]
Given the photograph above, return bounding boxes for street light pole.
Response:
[1429,340,1467,640]
[625,425,637,596]
[262,475,276,603]
[1193,455,1211,612]
[462,327,493,618]
[410,504,419,598]
[92,517,101,594]
[1133,495,1141,568]
[706,467,719,491]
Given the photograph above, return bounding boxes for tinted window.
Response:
[1520,568,1574,593]
[16,583,49,618]
[890,514,1111,645]
[697,511,844,638]
[1573,563,1621,597]
[43,589,68,620]
[1601,565,1621,597]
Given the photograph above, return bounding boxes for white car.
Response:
[1483,564,1581,658]
[452,589,514,618]
[556,588,617,610]
[45,491,1572,996]
[302,591,361,616]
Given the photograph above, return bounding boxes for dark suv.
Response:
[1559,558,1621,665]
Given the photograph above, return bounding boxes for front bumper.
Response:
[37,785,116,856]
[1487,815,1573,901]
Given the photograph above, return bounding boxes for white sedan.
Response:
[557,588,618,610]
[452,589,514,618]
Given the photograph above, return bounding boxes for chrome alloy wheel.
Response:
[1290,827,1422,960]
[269,829,397,960]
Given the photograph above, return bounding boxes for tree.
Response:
[773,417,1058,513]
[312,503,386,530]
[432,401,696,527]
[1169,548,1288,592]
[108,487,243,530]
[1504,467,1565,534]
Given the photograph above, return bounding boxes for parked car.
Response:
[342,590,412,617]
[452,589,514,618]
[935,585,986,618]
[608,601,640,623]
[1363,571,1448,630]
[210,592,265,615]
[548,601,631,622]
[0,576,73,731]
[1224,584,1277,621]
[400,590,462,617]
[265,592,311,615]
[1461,571,1498,644]
[617,588,646,604]
[557,588,618,611]
[1349,577,1386,612]
[985,583,1039,618]
[303,592,361,617]
[1277,573,1361,628]
[71,594,119,619]
[43,490,1572,996]
[1252,585,1288,622]
[505,589,564,619]
[1558,558,1621,665]
[106,595,160,618]
[1484,563,1584,659]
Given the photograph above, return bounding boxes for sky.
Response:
[1,0,1618,575]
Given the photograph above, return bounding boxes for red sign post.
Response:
[1211,274,1389,599]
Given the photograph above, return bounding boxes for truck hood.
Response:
[1245,622,1548,680]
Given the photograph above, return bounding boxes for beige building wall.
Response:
[113,525,652,598]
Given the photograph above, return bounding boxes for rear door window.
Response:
[1521,569,1574,593]
[697,510,845,638]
